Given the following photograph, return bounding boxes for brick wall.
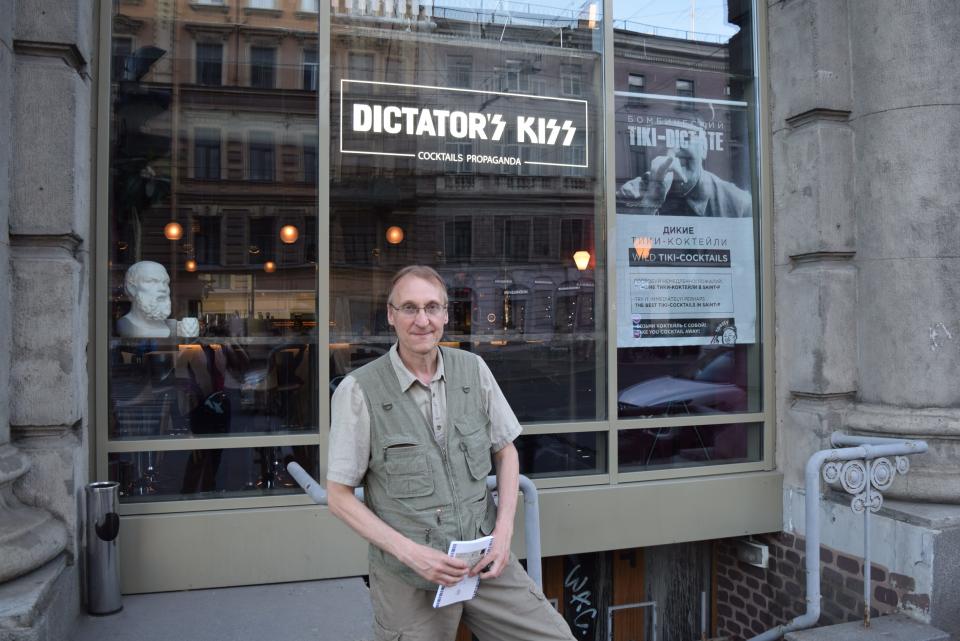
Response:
[715,533,929,640]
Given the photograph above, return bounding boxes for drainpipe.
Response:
[287,463,543,588]
[747,434,927,641]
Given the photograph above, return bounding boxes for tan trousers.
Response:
[369,555,575,641]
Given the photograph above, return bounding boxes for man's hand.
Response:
[401,542,470,587]
[470,528,512,580]
[617,151,682,212]
[328,480,470,587]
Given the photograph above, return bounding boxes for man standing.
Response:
[327,265,574,641]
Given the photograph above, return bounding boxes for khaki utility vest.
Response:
[352,346,499,590]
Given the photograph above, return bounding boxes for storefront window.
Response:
[105,3,320,502]
[329,0,608,456]
[612,1,763,428]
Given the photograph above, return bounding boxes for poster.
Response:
[614,95,757,347]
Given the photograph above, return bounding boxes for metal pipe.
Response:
[286,463,543,588]
[747,434,927,641]
[863,459,871,628]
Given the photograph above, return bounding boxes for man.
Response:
[617,122,752,217]
[327,265,574,641]
[116,260,173,337]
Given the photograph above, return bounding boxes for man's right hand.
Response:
[401,542,470,587]
[617,151,682,212]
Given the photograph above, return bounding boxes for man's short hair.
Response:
[388,265,448,305]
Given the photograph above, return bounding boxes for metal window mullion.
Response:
[602,0,618,487]
[615,412,766,432]
[754,0,777,472]
[105,434,321,453]
[94,0,113,486]
[317,0,332,487]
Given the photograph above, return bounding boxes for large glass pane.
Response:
[516,432,607,479]
[330,1,607,429]
[618,422,763,473]
[107,4,319,459]
[108,446,319,503]
[612,1,762,419]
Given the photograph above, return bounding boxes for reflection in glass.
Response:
[618,346,750,418]
[109,446,319,503]
[516,433,607,479]
[330,0,607,425]
[618,422,762,473]
[612,1,761,419]
[108,4,320,452]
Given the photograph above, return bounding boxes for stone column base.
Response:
[0,555,78,641]
[845,403,960,503]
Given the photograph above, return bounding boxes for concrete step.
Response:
[70,577,374,641]
[785,614,950,641]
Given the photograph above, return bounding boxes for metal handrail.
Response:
[747,432,928,641]
[286,463,543,588]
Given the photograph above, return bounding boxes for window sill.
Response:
[189,2,230,13]
[244,7,283,17]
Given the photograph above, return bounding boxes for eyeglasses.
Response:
[389,303,447,317]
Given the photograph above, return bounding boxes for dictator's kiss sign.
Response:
[339,80,589,170]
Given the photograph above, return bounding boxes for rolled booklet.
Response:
[432,535,494,608]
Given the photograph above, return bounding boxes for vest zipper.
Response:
[439,446,466,540]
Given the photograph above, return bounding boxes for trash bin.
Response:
[85,481,122,615]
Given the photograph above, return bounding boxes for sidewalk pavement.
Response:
[70,577,374,641]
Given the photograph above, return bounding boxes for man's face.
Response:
[132,265,171,321]
[387,274,448,359]
[670,129,707,193]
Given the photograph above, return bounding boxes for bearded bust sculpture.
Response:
[117,261,173,338]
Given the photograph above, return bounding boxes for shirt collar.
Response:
[388,343,445,392]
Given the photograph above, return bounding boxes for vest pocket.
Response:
[454,419,493,480]
[384,446,435,498]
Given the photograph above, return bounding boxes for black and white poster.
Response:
[614,95,757,347]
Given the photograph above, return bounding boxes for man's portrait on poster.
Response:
[617,117,752,218]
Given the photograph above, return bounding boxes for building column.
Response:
[770,0,960,636]
[842,1,960,503]
[0,1,93,639]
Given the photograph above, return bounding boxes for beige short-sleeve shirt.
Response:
[326,344,523,487]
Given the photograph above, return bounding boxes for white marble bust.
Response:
[116,261,172,338]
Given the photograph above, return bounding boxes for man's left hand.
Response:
[470,528,512,579]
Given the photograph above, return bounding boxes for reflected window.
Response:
[111,37,133,81]
[627,73,644,106]
[196,43,223,86]
[194,128,221,180]
[348,52,375,85]
[448,54,473,89]
[249,131,275,182]
[561,64,584,97]
[676,78,695,98]
[303,48,318,90]
[248,218,274,265]
[444,218,472,262]
[251,46,276,88]
[303,136,317,184]
[248,0,276,9]
[195,217,221,266]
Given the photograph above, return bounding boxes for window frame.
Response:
[95,0,775,515]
